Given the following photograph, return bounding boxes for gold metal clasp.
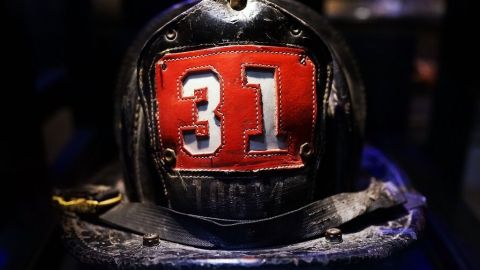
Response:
[52,193,122,214]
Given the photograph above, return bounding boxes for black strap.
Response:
[99,180,405,249]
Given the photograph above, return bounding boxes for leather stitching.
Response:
[174,66,226,159]
[155,47,317,171]
[240,63,291,158]
[163,50,304,63]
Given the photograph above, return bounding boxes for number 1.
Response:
[245,69,287,152]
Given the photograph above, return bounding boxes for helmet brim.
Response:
[60,146,426,269]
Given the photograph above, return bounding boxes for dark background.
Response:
[1,0,479,269]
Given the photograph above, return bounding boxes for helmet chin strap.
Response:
[95,179,407,249]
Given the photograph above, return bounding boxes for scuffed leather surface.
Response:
[61,146,426,269]
[166,169,313,219]
[63,208,424,269]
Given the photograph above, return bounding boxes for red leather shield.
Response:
[155,45,317,171]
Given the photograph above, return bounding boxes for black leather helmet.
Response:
[117,0,365,220]
[55,0,426,268]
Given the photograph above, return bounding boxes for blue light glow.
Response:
[0,248,8,270]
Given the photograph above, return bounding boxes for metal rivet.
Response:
[160,61,167,70]
[325,228,342,243]
[290,25,302,36]
[228,0,247,11]
[300,143,314,159]
[163,148,176,166]
[165,29,177,41]
[143,233,160,247]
